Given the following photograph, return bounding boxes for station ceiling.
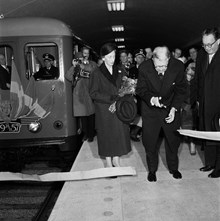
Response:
[1,0,220,54]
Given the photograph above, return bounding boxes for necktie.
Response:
[158,73,164,80]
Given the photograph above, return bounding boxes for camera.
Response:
[73,58,83,64]
[73,63,90,79]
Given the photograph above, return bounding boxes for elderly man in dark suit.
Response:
[196,27,220,178]
[136,46,186,182]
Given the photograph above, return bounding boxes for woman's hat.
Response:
[212,112,220,131]
[116,95,137,124]
[100,42,117,57]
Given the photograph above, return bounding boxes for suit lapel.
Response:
[160,58,178,95]
[201,50,209,75]
[114,65,124,89]
[204,55,209,74]
[203,49,220,75]
[208,47,220,66]
[100,63,118,87]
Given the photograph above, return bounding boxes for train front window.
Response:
[25,43,59,80]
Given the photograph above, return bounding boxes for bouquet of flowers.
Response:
[108,76,137,114]
[118,76,137,97]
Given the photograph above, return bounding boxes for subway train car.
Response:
[0,17,84,154]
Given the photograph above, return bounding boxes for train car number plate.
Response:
[0,122,21,133]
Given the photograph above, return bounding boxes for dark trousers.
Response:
[143,126,180,172]
[204,145,220,171]
[80,114,95,139]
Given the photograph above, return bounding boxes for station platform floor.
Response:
[48,137,220,221]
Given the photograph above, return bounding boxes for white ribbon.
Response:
[0,166,136,182]
[178,129,220,141]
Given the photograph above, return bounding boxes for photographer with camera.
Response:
[70,54,90,88]
[65,49,97,142]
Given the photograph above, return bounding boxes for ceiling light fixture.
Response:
[112,25,124,32]
[118,45,125,48]
[115,38,124,42]
[107,0,125,12]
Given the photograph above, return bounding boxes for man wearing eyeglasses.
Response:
[136,46,186,182]
[196,27,220,178]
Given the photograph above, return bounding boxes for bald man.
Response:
[136,46,186,182]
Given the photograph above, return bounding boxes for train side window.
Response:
[0,46,12,93]
[25,43,59,80]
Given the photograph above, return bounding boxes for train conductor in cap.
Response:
[34,53,59,80]
[136,46,186,182]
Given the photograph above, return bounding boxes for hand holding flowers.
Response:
[109,76,137,113]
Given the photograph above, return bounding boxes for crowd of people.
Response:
[1,27,219,181]
[63,27,220,181]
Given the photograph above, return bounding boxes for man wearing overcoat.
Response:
[136,46,186,182]
[196,27,220,178]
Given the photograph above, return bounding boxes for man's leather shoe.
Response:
[147,172,157,182]
[82,135,88,142]
[208,170,220,178]
[87,137,94,142]
[169,170,182,179]
[199,165,214,172]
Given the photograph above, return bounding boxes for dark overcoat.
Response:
[196,47,220,134]
[181,77,198,130]
[34,65,59,80]
[136,58,186,149]
[89,63,131,157]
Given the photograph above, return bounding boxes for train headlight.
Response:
[28,122,41,133]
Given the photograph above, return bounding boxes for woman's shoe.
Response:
[112,157,120,167]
